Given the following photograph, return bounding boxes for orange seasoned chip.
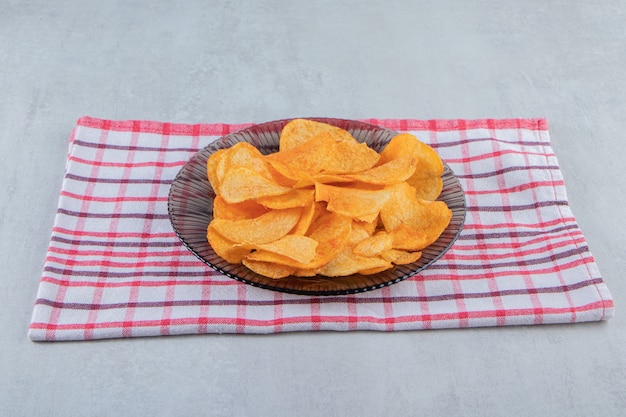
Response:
[255,235,318,264]
[413,138,444,178]
[321,139,380,174]
[314,226,392,277]
[210,207,301,245]
[378,133,421,164]
[212,195,268,220]
[380,133,444,200]
[316,246,391,277]
[279,118,354,151]
[220,166,292,204]
[380,133,443,176]
[380,184,452,251]
[381,249,423,265]
[206,148,229,194]
[359,265,394,275]
[263,158,313,188]
[345,158,417,185]
[353,231,393,257]
[247,211,351,270]
[206,223,253,264]
[267,131,337,177]
[290,201,318,236]
[272,128,379,177]
[315,182,394,222]
[302,210,353,267]
[389,215,449,251]
[407,175,443,201]
[311,173,354,185]
[388,224,431,251]
[352,218,379,236]
[256,188,314,210]
[242,259,296,279]
[226,142,270,175]
[347,224,372,246]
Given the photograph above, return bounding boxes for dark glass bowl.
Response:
[168,118,466,295]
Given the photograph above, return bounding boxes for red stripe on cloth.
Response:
[77,116,253,136]
[33,277,610,310]
[362,118,548,132]
[60,190,168,203]
[77,116,548,136]
[68,155,187,169]
[31,300,610,335]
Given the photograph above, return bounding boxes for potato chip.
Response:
[226,142,271,175]
[267,131,338,177]
[272,129,379,177]
[213,196,268,220]
[315,183,394,222]
[290,201,317,236]
[256,188,314,210]
[394,217,447,251]
[263,158,313,188]
[407,175,444,201]
[380,182,450,231]
[242,259,296,279]
[345,158,417,185]
[381,249,423,265]
[412,137,444,178]
[316,246,391,277]
[359,265,394,275]
[311,173,354,185]
[352,217,379,236]
[353,231,393,257]
[220,166,292,204]
[246,211,351,270]
[296,211,352,267]
[210,207,301,245]
[388,224,430,251]
[347,225,372,246]
[378,134,417,163]
[380,133,442,174]
[279,118,354,151]
[380,133,444,201]
[321,139,380,174]
[206,148,229,194]
[255,235,318,264]
[206,223,253,264]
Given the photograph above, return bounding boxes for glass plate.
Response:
[168,118,466,295]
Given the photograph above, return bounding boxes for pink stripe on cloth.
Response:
[28,117,614,341]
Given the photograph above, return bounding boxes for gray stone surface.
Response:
[1,1,624,416]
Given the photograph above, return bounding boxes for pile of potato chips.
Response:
[206,119,452,279]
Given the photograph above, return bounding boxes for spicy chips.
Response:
[206,118,452,279]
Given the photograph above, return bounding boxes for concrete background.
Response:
[1,1,625,416]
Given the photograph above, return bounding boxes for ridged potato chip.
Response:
[210,207,301,245]
[381,133,444,201]
[220,166,292,204]
[315,183,394,222]
[213,195,268,220]
[254,234,319,264]
[206,223,253,264]
[279,118,355,151]
[242,259,296,279]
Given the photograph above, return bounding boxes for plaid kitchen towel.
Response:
[28,117,614,341]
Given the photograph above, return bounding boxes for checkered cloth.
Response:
[28,117,614,341]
